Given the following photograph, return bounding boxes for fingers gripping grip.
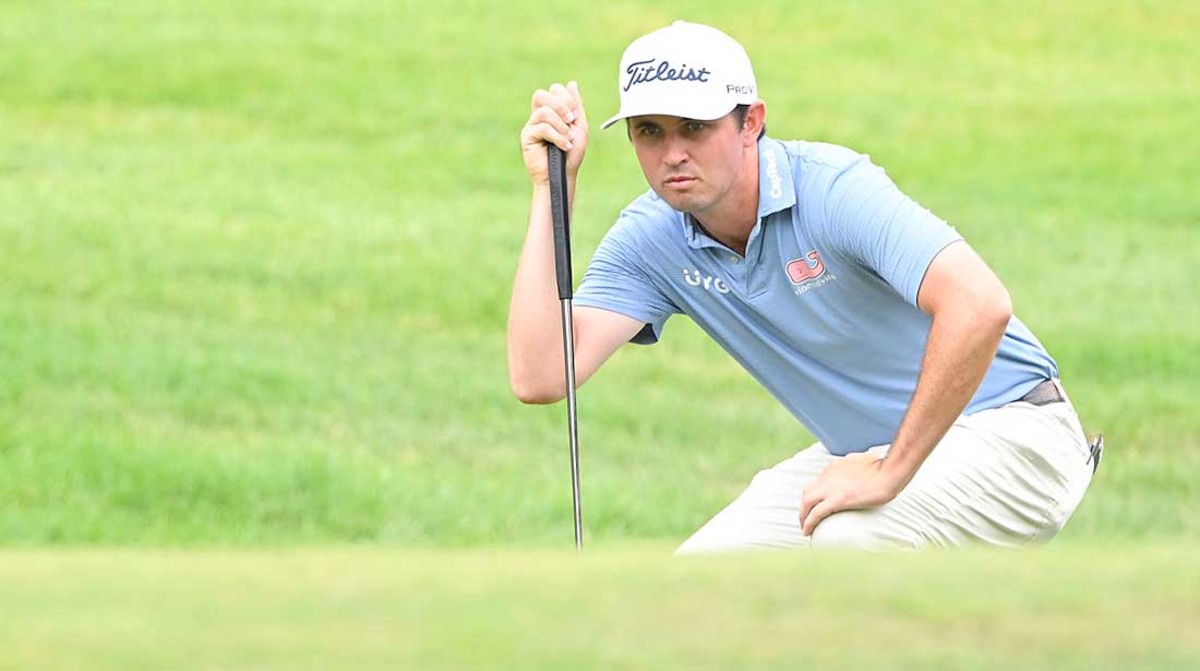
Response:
[547,145,573,300]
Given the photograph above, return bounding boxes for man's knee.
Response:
[674,531,725,556]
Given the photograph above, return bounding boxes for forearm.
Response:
[879,301,1011,491]
[507,182,577,403]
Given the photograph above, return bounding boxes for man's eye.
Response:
[685,121,706,132]
[638,126,660,137]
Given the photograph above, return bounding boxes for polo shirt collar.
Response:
[757,136,796,218]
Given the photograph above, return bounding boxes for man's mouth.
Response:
[664,175,697,189]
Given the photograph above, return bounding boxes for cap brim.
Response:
[599,112,628,130]
[599,100,738,130]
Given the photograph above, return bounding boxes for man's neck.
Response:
[691,144,760,257]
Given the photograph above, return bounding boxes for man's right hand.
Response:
[509,79,642,404]
[520,81,589,187]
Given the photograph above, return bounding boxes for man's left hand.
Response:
[798,453,905,536]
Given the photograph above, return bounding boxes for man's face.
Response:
[627,112,751,216]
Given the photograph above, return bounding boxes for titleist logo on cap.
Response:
[622,58,711,92]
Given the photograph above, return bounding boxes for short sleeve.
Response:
[574,218,678,345]
[823,155,963,305]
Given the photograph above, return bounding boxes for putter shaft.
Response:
[546,144,582,551]
[561,298,583,551]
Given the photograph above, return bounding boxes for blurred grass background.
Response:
[2,0,1197,546]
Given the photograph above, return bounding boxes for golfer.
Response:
[509,21,1097,552]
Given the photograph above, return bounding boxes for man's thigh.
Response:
[816,401,1092,549]
[677,402,1093,554]
[674,443,834,554]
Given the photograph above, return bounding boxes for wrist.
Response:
[877,454,915,496]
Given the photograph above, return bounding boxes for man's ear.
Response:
[743,101,767,145]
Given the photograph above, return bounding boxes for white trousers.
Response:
[676,398,1094,554]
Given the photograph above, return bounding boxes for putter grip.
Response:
[547,144,573,300]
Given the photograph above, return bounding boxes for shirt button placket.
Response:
[723,251,745,294]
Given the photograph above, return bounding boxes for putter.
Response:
[547,143,583,551]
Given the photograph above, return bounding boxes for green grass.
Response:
[2,544,1198,670]
[1,0,1198,548]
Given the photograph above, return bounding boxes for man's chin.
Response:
[653,189,704,214]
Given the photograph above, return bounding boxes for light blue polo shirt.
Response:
[574,136,1059,455]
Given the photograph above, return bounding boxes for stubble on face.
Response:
[628,113,747,217]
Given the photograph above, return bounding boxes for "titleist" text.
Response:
[623,59,711,91]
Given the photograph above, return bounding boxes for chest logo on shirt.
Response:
[785,250,837,295]
[683,268,731,294]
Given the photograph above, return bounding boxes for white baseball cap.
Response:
[601,21,758,130]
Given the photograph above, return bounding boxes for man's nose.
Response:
[662,136,688,166]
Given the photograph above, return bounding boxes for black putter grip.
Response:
[546,144,573,300]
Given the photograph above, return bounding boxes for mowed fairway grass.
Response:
[2,544,1198,670]
[1,0,1198,667]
